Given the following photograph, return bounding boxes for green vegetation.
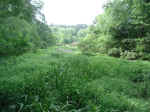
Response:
[51,24,87,44]
[79,0,150,60]
[1,48,150,112]
[0,0,55,55]
[1,0,150,111]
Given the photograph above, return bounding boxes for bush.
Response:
[136,36,150,53]
[120,51,138,60]
[108,48,121,57]
[35,22,56,49]
[78,34,114,55]
[78,0,150,61]
[140,53,150,61]
[0,17,40,55]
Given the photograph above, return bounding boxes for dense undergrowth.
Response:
[0,47,150,112]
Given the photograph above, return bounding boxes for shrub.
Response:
[35,22,56,49]
[78,34,114,55]
[108,48,121,57]
[78,0,150,61]
[140,53,150,61]
[0,17,40,55]
[120,51,138,60]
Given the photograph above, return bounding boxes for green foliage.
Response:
[0,48,150,112]
[79,0,150,60]
[0,0,42,22]
[120,51,138,60]
[51,24,88,44]
[36,22,56,48]
[108,48,121,57]
[0,17,39,55]
[79,33,114,55]
[0,0,55,55]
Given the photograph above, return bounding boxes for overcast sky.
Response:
[42,0,107,25]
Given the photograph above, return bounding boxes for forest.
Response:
[50,24,87,44]
[1,0,150,112]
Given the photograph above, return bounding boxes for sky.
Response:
[42,0,107,25]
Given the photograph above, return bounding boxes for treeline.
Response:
[79,0,150,60]
[50,24,88,44]
[0,0,55,56]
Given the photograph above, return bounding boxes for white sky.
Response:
[42,0,107,25]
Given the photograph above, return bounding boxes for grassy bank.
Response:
[0,47,150,112]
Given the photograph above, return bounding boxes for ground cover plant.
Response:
[0,47,150,112]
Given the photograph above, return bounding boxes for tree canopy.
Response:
[0,0,55,55]
[79,0,150,60]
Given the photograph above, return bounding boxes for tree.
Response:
[0,0,43,23]
[0,17,40,55]
[50,24,88,44]
[0,0,55,55]
[79,0,150,59]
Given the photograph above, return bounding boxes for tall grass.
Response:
[0,48,150,112]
